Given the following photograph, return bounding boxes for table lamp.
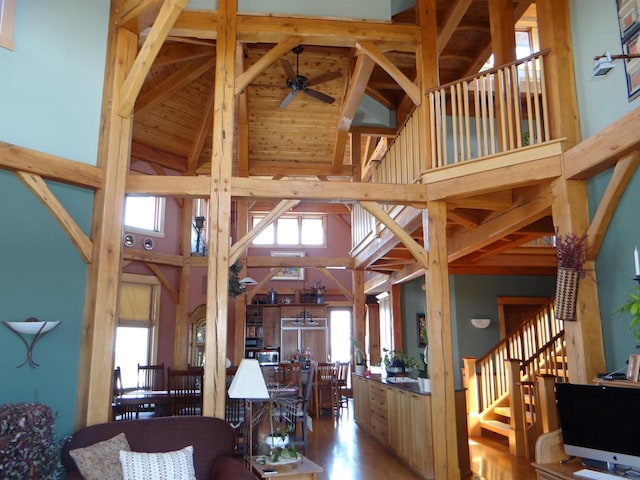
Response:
[228,359,269,461]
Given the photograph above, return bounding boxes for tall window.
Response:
[251,214,326,247]
[0,0,15,51]
[330,309,352,362]
[124,195,166,237]
[114,274,160,388]
[377,292,392,352]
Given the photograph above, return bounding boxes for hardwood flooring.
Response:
[302,401,538,480]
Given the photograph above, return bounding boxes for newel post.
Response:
[462,357,481,437]
[537,375,560,433]
[506,359,526,457]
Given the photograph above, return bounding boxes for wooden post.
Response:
[390,283,403,351]
[506,359,526,457]
[536,0,581,149]
[174,197,193,368]
[233,199,249,364]
[462,357,481,437]
[203,0,237,419]
[551,178,605,384]
[76,24,137,428]
[352,269,366,366]
[423,202,460,479]
[537,375,560,433]
[367,298,381,366]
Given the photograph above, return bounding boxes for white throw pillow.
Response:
[119,445,196,480]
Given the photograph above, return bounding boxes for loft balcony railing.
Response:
[352,49,552,251]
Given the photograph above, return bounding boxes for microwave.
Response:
[256,350,279,366]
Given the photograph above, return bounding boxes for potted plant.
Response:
[381,348,405,376]
[554,231,587,321]
[614,286,640,345]
[351,336,366,375]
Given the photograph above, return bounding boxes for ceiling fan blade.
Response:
[280,59,298,83]
[278,90,298,108]
[303,88,335,105]
[306,70,343,87]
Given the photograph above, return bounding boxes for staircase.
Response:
[462,298,567,458]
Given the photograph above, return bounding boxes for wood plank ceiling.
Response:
[129,0,555,279]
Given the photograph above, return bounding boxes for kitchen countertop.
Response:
[355,373,431,395]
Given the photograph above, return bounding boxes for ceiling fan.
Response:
[278,46,342,108]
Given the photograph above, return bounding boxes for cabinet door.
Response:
[410,393,433,478]
[281,329,299,361]
[352,375,370,430]
[262,307,280,347]
[301,328,327,362]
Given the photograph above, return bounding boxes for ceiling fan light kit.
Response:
[278,46,341,108]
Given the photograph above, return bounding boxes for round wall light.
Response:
[470,317,491,329]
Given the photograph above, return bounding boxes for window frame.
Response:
[0,0,15,51]
[123,195,166,238]
[250,213,327,247]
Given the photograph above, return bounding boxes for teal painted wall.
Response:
[569,0,640,373]
[401,274,555,388]
[0,0,108,439]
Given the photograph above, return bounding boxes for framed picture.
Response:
[617,0,640,100]
[627,353,640,381]
[271,251,305,281]
[417,313,427,347]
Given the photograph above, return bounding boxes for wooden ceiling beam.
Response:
[247,255,354,268]
[134,57,215,116]
[154,42,213,66]
[247,160,354,177]
[131,141,187,172]
[235,36,302,95]
[186,77,214,174]
[125,174,429,203]
[119,0,189,117]
[331,54,375,174]
[437,0,473,54]
[171,12,420,51]
[356,41,421,105]
[448,195,552,262]
[118,0,163,33]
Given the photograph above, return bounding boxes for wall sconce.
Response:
[593,52,640,77]
[470,317,491,329]
[2,318,61,368]
[193,216,206,256]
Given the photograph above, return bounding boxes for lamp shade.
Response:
[228,359,269,399]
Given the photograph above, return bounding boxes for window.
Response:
[114,274,160,388]
[124,195,165,237]
[330,309,352,362]
[251,214,326,247]
[377,292,392,352]
[0,0,15,51]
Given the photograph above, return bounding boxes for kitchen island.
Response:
[352,374,471,479]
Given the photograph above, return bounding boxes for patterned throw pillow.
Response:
[69,432,131,480]
[119,445,196,480]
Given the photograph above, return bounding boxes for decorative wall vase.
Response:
[555,266,580,321]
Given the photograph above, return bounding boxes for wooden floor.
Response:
[302,401,538,480]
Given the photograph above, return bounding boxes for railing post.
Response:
[506,359,527,457]
[537,374,559,433]
[462,357,481,437]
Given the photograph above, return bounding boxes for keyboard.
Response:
[574,468,623,479]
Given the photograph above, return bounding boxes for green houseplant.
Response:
[614,286,640,345]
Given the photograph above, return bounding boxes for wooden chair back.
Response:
[167,368,203,416]
[137,363,165,391]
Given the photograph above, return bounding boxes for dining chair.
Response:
[167,368,203,416]
[333,361,350,418]
[313,362,336,417]
[113,367,138,421]
[282,362,315,452]
[137,363,165,414]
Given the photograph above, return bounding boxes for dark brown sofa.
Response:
[61,416,256,480]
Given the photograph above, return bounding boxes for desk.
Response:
[250,456,323,479]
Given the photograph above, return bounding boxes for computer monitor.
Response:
[555,382,640,472]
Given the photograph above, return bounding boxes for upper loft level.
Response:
[121,1,566,286]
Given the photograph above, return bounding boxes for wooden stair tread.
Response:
[494,406,511,418]
[481,419,511,435]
